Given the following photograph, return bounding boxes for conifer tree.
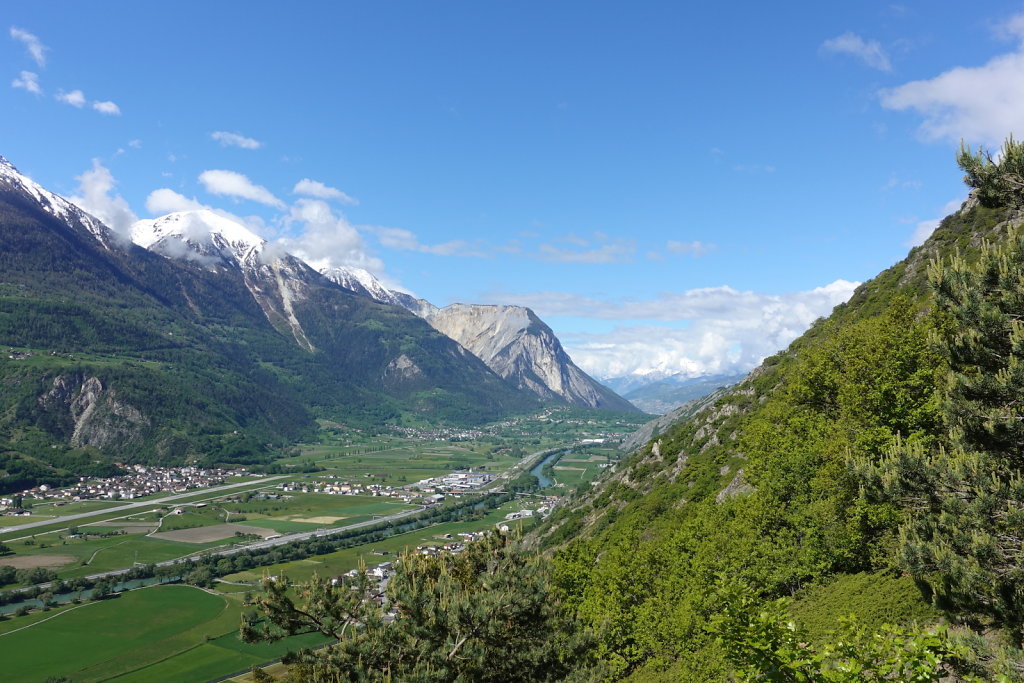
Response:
[859,224,1024,633]
[957,136,1024,209]
[243,533,597,681]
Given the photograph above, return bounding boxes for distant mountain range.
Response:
[600,372,746,414]
[0,154,634,490]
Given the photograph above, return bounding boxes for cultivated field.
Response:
[0,584,328,682]
[221,500,537,586]
[152,523,277,544]
[0,554,75,569]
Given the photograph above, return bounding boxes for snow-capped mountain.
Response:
[0,156,113,248]
[321,266,408,307]
[131,210,321,350]
[131,210,265,269]
[0,156,538,465]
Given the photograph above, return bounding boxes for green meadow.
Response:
[0,584,328,682]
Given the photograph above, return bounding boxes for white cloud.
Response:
[821,32,892,71]
[198,169,284,208]
[211,131,263,150]
[994,13,1024,42]
[56,89,85,108]
[905,197,966,246]
[128,139,142,149]
[11,70,41,95]
[879,19,1024,145]
[10,27,47,67]
[665,240,714,257]
[145,188,208,215]
[92,100,120,115]
[367,225,485,257]
[143,187,270,237]
[479,280,859,378]
[277,198,384,274]
[535,241,634,264]
[68,159,138,239]
[293,178,358,205]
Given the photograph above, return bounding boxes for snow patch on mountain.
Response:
[130,209,319,350]
[0,155,113,247]
[130,210,265,267]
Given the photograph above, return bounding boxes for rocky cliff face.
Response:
[38,373,151,450]
[420,304,640,412]
[319,266,639,412]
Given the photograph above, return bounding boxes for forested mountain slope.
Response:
[0,157,535,493]
[531,155,1024,679]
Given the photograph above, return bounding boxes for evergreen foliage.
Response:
[859,225,1024,635]
[957,137,1024,209]
[244,533,598,681]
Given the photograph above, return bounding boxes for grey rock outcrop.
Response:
[417,303,639,412]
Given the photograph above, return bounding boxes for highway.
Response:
[0,476,290,537]
[5,504,426,594]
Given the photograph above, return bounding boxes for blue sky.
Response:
[3,2,1022,380]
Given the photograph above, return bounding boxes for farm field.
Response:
[0,492,417,586]
[0,584,329,682]
[0,476,288,543]
[542,448,620,493]
[277,436,517,487]
[221,500,538,586]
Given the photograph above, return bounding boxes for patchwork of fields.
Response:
[0,429,627,680]
[0,585,328,682]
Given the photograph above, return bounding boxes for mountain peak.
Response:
[130,210,266,268]
[0,154,112,247]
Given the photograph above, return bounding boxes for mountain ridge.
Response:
[319,267,639,412]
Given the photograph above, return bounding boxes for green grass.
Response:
[222,501,536,585]
[789,572,941,646]
[0,585,225,680]
[222,492,407,517]
[158,511,223,531]
[0,584,329,682]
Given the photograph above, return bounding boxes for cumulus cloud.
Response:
[92,100,120,115]
[293,178,358,205]
[56,89,85,108]
[821,32,892,71]
[277,198,384,274]
[68,159,138,239]
[145,188,208,215]
[10,27,47,67]
[211,131,262,149]
[11,70,41,94]
[198,169,284,208]
[479,280,859,378]
[880,17,1024,145]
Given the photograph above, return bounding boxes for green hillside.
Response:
[0,178,535,493]
[524,145,1024,679]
